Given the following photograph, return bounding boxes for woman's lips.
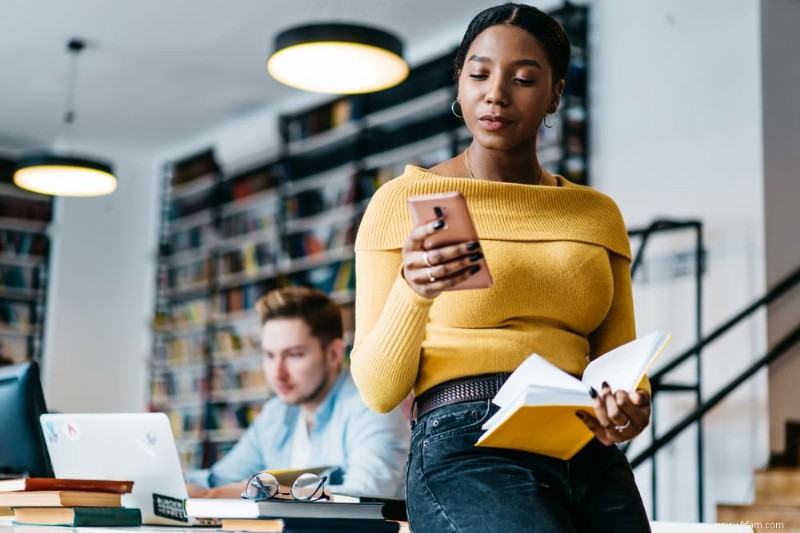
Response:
[479,115,511,131]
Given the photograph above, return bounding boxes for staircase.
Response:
[717,422,800,532]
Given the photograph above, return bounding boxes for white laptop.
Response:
[40,412,211,526]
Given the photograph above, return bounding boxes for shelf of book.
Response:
[149,5,589,470]
[0,156,53,366]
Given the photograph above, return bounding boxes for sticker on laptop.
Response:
[153,493,188,522]
[42,420,60,444]
[135,430,158,458]
[62,420,81,441]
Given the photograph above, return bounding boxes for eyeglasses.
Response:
[241,471,329,502]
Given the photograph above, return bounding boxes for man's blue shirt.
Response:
[186,369,409,498]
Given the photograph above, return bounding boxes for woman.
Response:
[351,3,652,531]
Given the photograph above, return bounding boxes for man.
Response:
[186,286,409,498]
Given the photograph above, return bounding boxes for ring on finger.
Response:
[614,418,631,432]
[427,267,436,282]
[422,251,433,268]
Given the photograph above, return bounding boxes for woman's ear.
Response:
[549,79,566,114]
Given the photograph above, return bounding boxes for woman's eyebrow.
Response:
[467,55,543,70]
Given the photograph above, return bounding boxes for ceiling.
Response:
[0,0,510,156]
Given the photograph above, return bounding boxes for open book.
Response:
[476,331,671,460]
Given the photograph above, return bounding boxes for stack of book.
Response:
[0,477,141,526]
[185,493,408,532]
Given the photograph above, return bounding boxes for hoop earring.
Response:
[544,110,559,129]
[451,99,463,119]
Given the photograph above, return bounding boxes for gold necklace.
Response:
[463,146,543,185]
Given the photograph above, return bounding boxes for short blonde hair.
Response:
[255,286,343,349]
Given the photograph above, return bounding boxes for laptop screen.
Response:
[0,361,53,478]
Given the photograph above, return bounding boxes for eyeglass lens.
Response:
[290,473,325,501]
[242,472,279,499]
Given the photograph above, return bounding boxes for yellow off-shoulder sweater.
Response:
[350,165,637,413]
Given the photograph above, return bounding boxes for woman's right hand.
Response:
[402,219,484,298]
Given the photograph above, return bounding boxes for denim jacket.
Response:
[186,369,409,498]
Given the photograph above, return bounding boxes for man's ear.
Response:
[549,79,566,114]
[326,338,346,369]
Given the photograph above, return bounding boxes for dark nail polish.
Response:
[434,206,444,218]
[432,220,445,230]
[469,265,481,275]
[575,412,584,420]
[602,381,610,389]
[469,253,483,262]
[589,387,598,399]
[467,241,480,251]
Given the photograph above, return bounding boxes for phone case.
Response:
[407,191,493,290]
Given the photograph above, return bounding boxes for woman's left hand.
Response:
[575,383,651,444]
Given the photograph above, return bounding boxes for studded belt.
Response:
[411,372,511,422]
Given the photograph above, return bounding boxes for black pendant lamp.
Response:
[14,38,117,197]
[267,23,409,94]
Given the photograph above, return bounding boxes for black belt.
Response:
[411,372,511,422]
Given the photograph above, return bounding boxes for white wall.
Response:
[762,0,800,457]
[42,144,160,413]
[590,0,767,521]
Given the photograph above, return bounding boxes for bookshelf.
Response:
[0,156,54,368]
[148,2,589,472]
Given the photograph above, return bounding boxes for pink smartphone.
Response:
[407,191,493,290]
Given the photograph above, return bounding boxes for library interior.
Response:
[1,1,799,532]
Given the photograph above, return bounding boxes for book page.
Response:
[581,331,671,392]
[493,353,587,408]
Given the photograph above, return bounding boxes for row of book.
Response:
[212,327,260,358]
[167,223,209,254]
[152,330,262,365]
[219,205,278,240]
[0,198,51,223]
[150,366,208,402]
[0,301,31,328]
[219,241,280,277]
[210,362,268,393]
[284,179,355,222]
[168,257,212,288]
[153,331,206,365]
[0,264,34,290]
[284,97,362,143]
[0,229,49,257]
[287,260,354,297]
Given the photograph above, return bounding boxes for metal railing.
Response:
[626,219,800,521]
[627,219,704,519]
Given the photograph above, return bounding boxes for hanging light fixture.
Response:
[14,38,117,197]
[267,23,409,94]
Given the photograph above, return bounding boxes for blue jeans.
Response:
[406,399,651,533]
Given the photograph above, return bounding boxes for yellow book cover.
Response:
[476,331,672,460]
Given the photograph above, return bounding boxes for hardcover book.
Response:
[12,506,141,526]
[185,497,403,522]
[221,517,401,532]
[0,477,133,494]
[0,490,122,508]
[476,331,671,460]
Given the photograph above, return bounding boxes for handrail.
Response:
[650,262,800,386]
[632,321,800,468]
[627,218,704,519]
[628,219,701,278]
